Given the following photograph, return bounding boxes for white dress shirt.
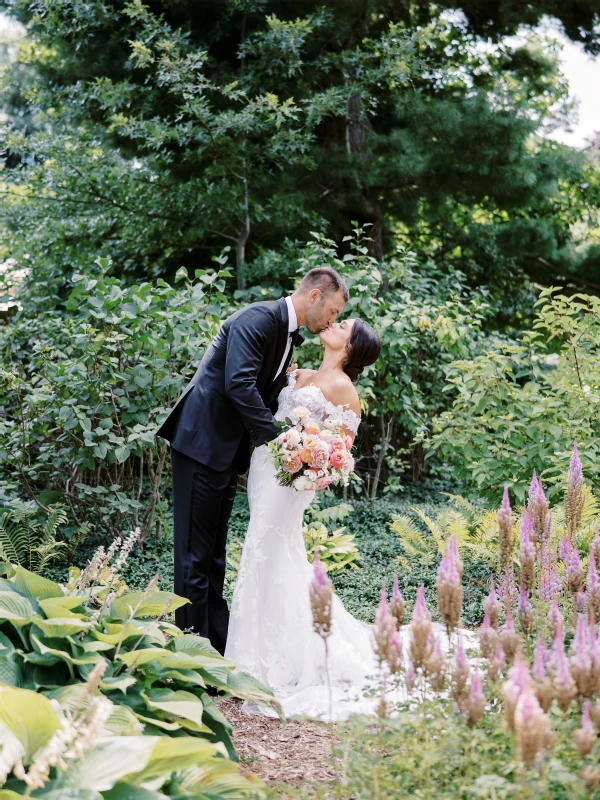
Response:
[273,296,298,380]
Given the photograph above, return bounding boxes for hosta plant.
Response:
[303,503,360,572]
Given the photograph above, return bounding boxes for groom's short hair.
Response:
[298,267,349,303]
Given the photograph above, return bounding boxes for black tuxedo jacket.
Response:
[155,297,304,474]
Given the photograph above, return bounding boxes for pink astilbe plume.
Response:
[497,485,513,574]
[566,442,585,542]
[591,531,600,567]
[528,472,550,548]
[425,634,446,692]
[569,613,600,698]
[479,612,497,659]
[451,635,470,706]
[587,550,600,618]
[409,585,433,669]
[519,513,536,593]
[499,609,519,661]
[388,629,404,676]
[518,585,534,637]
[503,651,532,729]
[373,585,396,668]
[539,541,561,602]
[566,548,585,595]
[436,537,463,632]
[548,600,564,640]
[552,627,577,712]
[532,640,553,712]
[484,579,500,629]
[464,669,485,727]
[310,551,333,639]
[514,687,552,765]
[405,659,417,693]
[390,574,406,628]
[498,565,518,613]
[574,701,597,757]
[488,643,506,683]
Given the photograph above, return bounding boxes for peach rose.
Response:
[317,475,333,490]
[329,450,346,469]
[283,455,303,474]
[342,454,355,474]
[304,421,321,435]
[343,435,353,450]
[299,448,314,464]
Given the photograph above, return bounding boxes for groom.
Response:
[156,267,348,653]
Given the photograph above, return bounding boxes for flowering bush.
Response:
[301,443,600,798]
[268,408,355,492]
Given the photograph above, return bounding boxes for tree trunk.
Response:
[345,93,384,260]
[371,415,394,499]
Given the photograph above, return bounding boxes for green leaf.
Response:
[143,688,206,728]
[0,685,61,760]
[58,736,157,792]
[0,592,35,625]
[13,567,64,601]
[102,785,166,800]
[33,617,90,637]
[124,737,221,784]
[110,591,189,619]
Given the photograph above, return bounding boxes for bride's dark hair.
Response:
[343,319,381,382]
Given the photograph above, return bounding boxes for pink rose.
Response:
[302,433,321,450]
[342,454,355,474]
[329,450,346,469]
[310,445,329,469]
[317,475,333,490]
[343,435,353,451]
[283,455,303,474]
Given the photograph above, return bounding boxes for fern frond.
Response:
[390,514,430,559]
[411,507,446,554]
[442,493,478,521]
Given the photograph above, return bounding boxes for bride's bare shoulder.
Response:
[328,374,360,414]
[294,368,317,380]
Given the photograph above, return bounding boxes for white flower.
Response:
[287,428,301,446]
[323,419,336,430]
[293,475,310,491]
[292,406,310,423]
[319,429,334,442]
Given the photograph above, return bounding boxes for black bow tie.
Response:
[291,329,304,347]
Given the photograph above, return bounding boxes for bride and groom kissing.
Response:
[156,267,382,719]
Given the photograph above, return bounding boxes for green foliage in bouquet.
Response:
[0,262,233,540]
[431,290,600,501]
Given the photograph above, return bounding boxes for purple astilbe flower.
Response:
[479,611,497,659]
[587,550,600,619]
[405,659,417,693]
[498,565,518,612]
[552,626,577,712]
[410,585,433,668]
[519,514,536,593]
[425,635,446,691]
[528,473,549,546]
[591,531,600,566]
[488,642,506,682]
[499,608,519,661]
[559,536,572,563]
[497,485,513,573]
[573,701,597,757]
[514,688,549,765]
[485,578,500,629]
[576,591,587,614]
[503,651,531,729]
[465,668,486,727]
[569,613,599,698]
[538,542,561,602]
[451,635,470,704]
[548,599,564,640]
[388,628,404,675]
[390,574,406,628]
[310,551,333,639]
[533,640,550,682]
[373,585,396,668]
[436,537,463,632]
[566,547,585,594]
[518,585,534,637]
[566,442,584,542]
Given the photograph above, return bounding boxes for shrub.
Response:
[430,289,600,501]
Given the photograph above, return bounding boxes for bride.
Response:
[224,316,383,721]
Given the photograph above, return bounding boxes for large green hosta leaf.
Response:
[179,760,272,799]
[13,567,64,601]
[33,617,90,638]
[39,595,88,619]
[142,688,208,731]
[116,647,236,672]
[226,670,283,721]
[0,632,21,687]
[0,686,60,760]
[111,591,189,620]
[102,786,167,800]
[0,592,35,626]
[91,621,146,645]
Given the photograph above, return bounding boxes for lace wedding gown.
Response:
[224,370,381,721]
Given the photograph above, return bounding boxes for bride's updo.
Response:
[343,319,381,382]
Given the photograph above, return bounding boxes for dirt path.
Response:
[219,698,338,789]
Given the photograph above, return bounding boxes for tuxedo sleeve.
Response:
[224,306,281,446]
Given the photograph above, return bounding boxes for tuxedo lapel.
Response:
[269,297,290,383]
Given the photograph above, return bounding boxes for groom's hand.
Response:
[287,363,298,374]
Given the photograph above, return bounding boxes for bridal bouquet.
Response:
[268,405,355,491]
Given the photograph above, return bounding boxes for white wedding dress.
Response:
[224,370,381,721]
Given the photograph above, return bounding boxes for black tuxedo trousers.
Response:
[170,445,237,655]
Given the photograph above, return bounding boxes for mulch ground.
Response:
[219,698,338,789]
